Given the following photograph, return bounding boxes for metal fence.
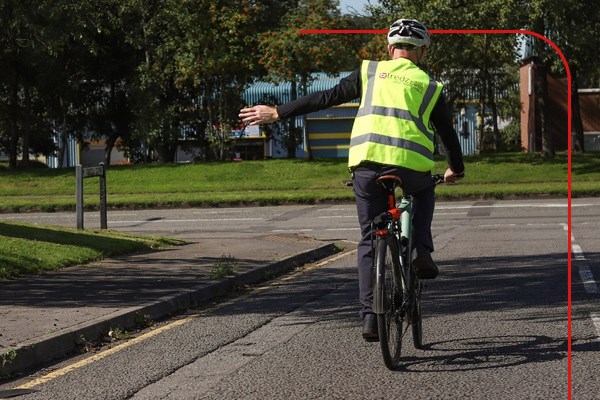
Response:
[46,134,79,168]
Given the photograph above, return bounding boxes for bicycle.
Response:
[371,173,445,370]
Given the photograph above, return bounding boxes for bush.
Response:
[499,120,521,152]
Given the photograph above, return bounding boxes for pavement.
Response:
[0,233,340,379]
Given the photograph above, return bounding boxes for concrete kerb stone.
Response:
[0,242,340,378]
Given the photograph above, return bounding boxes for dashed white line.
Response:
[568,226,600,342]
[590,313,600,337]
[436,212,469,216]
[436,203,570,210]
[570,231,598,297]
[480,224,518,228]
[578,266,599,294]
[271,229,313,233]
[478,223,566,228]
[192,210,246,214]
[572,244,585,260]
[110,218,263,224]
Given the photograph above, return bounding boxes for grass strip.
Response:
[0,221,183,279]
[0,152,598,212]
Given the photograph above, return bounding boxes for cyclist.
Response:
[239,19,464,341]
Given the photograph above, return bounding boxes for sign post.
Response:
[76,163,107,230]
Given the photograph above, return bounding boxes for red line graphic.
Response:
[301,28,573,400]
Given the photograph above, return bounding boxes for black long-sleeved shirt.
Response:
[277,69,465,174]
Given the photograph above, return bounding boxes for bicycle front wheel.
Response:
[374,236,405,370]
[404,246,423,349]
[411,280,423,349]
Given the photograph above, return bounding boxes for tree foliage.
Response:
[1,0,595,168]
[368,0,599,154]
[257,0,364,158]
[367,0,523,153]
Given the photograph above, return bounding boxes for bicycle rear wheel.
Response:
[374,236,405,370]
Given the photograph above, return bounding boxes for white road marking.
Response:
[590,313,600,337]
[192,210,246,214]
[572,244,585,260]
[271,229,313,233]
[569,231,598,294]
[436,212,469,216]
[578,266,598,294]
[478,223,567,228]
[436,202,595,210]
[109,218,263,224]
[479,224,518,228]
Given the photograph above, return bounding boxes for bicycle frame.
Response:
[398,195,415,299]
[372,189,415,316]
[372,173,445,368]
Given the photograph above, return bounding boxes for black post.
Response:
[99,162,107,229]
[76,165,84,230]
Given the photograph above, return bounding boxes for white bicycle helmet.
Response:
[387,19,431,48]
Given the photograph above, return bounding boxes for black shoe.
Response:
[362,313,379,342]
[413,252,439,279]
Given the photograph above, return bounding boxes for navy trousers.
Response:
[352,163,436,319]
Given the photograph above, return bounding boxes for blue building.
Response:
[242,72,484,159]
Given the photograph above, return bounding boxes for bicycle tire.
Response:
[411,279,423,349]
[403,245,423,349]
[374,236,405,370]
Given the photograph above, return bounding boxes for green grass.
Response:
[0,221,183,279]
[0,152,597,278]
[0,152,598,212]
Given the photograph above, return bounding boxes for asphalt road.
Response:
[2,198,598,399]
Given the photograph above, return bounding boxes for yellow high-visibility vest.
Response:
[348,58,443,172]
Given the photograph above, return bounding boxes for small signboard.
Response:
[76,163,107,230]
[82,165,104,178]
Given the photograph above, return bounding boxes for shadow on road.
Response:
[400,335,566,372]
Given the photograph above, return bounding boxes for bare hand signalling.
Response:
[239,105,279,126]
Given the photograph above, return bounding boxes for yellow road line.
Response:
[17,316,197,390]
[17,247,357,390]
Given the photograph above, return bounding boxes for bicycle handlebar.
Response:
[432,173,445,185]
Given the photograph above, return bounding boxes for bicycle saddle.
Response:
[376,175,403,191]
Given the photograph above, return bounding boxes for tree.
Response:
[118,0,274,162]
[0,0,39,168]
[258,0,358,158]
[367,0,523,154]
[524,0,600,153]
[0,0,122,167]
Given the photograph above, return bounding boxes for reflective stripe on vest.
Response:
[348,59,443,172]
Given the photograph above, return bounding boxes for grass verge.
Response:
[0,152,597,212]
[0,221,183,279]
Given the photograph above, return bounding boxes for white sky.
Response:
[338,0,376,14]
